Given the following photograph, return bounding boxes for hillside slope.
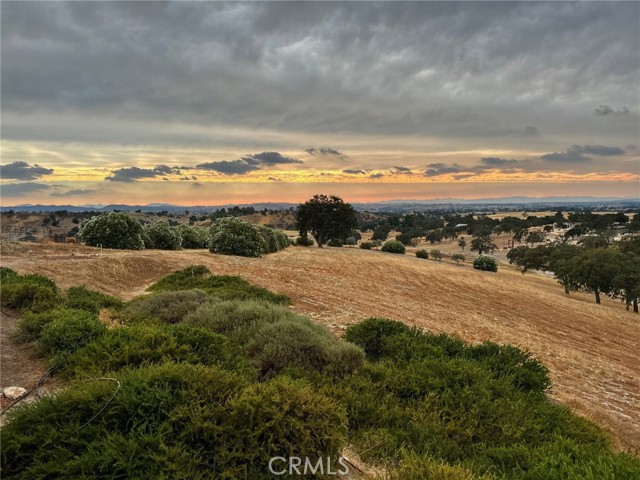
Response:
[2,243,638,452]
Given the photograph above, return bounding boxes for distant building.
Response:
[454,223,468,230]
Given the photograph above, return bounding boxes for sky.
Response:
[1,1,639,206]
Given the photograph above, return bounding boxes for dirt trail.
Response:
[2,243,639,452]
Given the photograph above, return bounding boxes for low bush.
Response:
[222,377,348,476]
[177,224,208,249]
[430,249,443,261]
[327,238,344,247]
[0,272,60,312]
[381,240,406,255]
[247,319,365,378]
[62,325,245,378]
[473,255,498,272]
[360,241,375,250]
[387,453,486,480]
[208,217,264,257]
[452,253,465,264]
[122,289,213,324]
[148,266,290,304]
[65,286,124,314]
[295,235,315,247]
[415,249,429,259]
[183,299,305,343]
[38,309,106,356]
[143,221,182,250]
[345,318,412,360]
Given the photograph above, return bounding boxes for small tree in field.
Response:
[471,234,497,255]
[415,249,429,259]
[296,194,358,248]
[458,237,467,251]
[80,212,145,250]
[452,253,465,264]
[430,249,443,261]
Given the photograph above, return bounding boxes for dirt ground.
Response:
[1,242,638,452]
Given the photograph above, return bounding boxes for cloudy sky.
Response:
[1,1,639,205]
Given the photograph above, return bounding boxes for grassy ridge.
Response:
[1,266,638,479]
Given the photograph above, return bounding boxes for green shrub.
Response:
[381,240,406,254]
[122,289,212,324]
[360,241,375,250]
[0,273,60,312]
[452,253,465,264]
[465,342,551,394]
[387,453,486,480]
[247,319,364,378]
[0,267,18,281]
[275,230,290,250]
[63,325,245,377]
[222,377,348,477]
[258,225,279,253]
[182,299,304,343]
[473,255,498,272]
[38,309,106,356]
[80,212,145,250]
[148,266,290,304]
[208,217,264,257]
[295,235,315,246]
[345,318,412,360]
[327,238,344,247]
[143,221,182,250]
[430,249,443,261]
[416,249,429,259]
[177,224,208,249]
[65,286,124,314]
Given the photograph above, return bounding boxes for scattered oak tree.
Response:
[80,212,145,250]
[296,195,358,248]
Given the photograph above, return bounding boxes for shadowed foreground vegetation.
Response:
[1,265,638,479]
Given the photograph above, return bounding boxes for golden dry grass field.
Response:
[2,242,638,452]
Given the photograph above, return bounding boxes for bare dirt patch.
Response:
[2,243,639,452]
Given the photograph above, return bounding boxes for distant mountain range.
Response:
[1,196,638,213]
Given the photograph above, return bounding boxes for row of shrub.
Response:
[2,267,638,479]
[79,212,290,257]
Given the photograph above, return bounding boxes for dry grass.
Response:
[2,242,638,452]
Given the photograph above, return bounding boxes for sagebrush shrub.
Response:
[416,249,429,259]
[345,318,412,360]
[360,241,375,250]
[183,299,304,343]
[295,235,314,246]
[246,319,364,378]
[122,289,213,324]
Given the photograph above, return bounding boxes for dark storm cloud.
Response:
[369,173,384,179]
[196,151,302,175]
[51,188,100,197]
[106,166,179,182]
[594,105,630,116]
[3,1,637,146]
[343,169,367,175]
[0,161,54,180]
[1,182,51,196]
[480,157,520,166]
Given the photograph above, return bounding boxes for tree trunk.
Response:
[594,288,601,305]
[564,283,569,294]
[634,299,638,313]
[316,235,323,248]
